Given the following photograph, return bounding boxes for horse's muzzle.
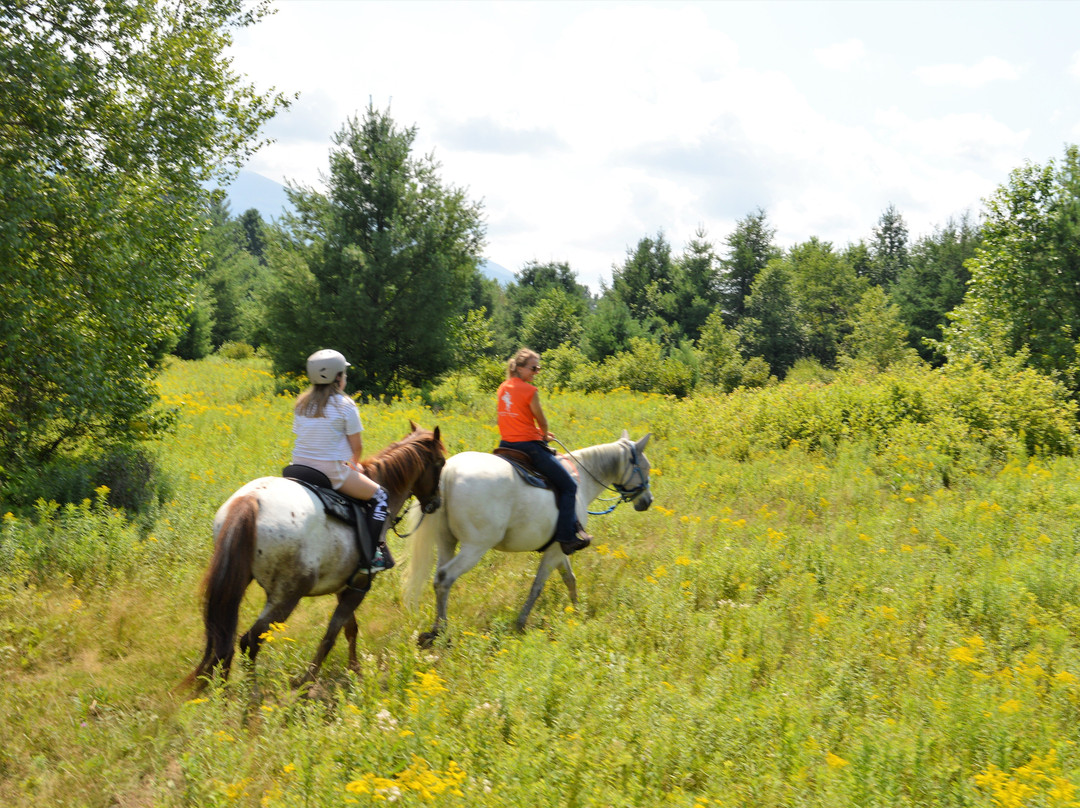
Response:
[633,490,653,511]
[421,495,442,514]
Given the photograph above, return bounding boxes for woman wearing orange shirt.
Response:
[496,348,591,555]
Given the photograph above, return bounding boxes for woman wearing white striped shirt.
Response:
[292,349,393,570]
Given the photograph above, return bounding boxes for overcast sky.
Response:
[229,0,1080,290]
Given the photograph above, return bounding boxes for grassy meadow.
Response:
[3,356,1080,807]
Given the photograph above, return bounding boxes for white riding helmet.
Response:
[306,349,350,384]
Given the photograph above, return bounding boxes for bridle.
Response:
[391,448,445,537]
[552,437,650,516]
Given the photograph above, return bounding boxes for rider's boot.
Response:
[364,486,395,571]
[559,521,592,555]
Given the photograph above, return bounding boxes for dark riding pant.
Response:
[499,440,578,546]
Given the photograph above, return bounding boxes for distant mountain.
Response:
[480,259,515,285]
[220,169,293,220]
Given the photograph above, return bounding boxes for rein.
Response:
[549,437,648,516]
[390,500,426,538]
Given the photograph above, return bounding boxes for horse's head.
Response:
[618,430,653,511]
[408,420,446,514]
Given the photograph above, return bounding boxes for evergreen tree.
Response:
[868,203,910,287]
[581,292,643,361]
[260,105,485,397]
[719,208,779,325]
[737,259,805,376]
[610,232,675,330]
[672,227,723,342]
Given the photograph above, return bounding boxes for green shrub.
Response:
[1,445,169,516]
[0,488,145,587]
[675,360,1078,464]
[216,340,256,360]
[537,343,592,391]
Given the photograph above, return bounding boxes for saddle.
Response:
[492,446,550,489]
[282,464,376,568]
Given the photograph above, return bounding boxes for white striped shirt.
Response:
[291,394,363,463]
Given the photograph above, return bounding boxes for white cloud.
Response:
[875,107,1028,171]
[914,56,1019,88]
[814,39,866,70]
[228,2,1077,290]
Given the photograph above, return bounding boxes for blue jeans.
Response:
[500,440,578,545]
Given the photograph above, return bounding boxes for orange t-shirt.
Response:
[496,377,543,442]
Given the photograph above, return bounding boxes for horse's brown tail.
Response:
[181,494,258,691]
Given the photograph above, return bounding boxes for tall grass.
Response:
[2,356,1079,806]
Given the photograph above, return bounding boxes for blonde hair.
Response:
[506,348,540,380]
[294,381,340,418]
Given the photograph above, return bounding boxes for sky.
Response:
[228,0,1080,291]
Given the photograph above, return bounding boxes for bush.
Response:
[216,341,256,360]
[1,445,169,516]
[585,338,695,397]
[537,343,593,391]
[674,360,1078,465]
[474,358,506,393]
[0,488,145,587]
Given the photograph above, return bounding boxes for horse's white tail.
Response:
[401,499,446,611]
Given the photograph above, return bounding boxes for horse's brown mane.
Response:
[362,428,444,493]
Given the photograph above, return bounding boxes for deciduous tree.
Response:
[943,145,1080,390]
[0,0,286,474]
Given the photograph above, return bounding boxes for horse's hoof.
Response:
[417,631,438,649]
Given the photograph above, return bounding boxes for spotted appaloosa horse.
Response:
[184,422,445,689]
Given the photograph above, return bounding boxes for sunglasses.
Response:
[529,365,541,371]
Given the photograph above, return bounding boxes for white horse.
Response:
[402,431,652,644]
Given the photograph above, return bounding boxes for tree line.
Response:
[3,0,1079,505]
[182,103,1071,406]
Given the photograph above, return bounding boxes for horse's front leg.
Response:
[296,576,372,687]
[557,556,578,605]
[516,546,568,631]
[419,544,486,647]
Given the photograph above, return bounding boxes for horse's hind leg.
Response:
[239,593,303,664]
[517,547,569,631]
[297,576,372,686]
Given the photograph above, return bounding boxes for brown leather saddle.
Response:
[492,446,551,489]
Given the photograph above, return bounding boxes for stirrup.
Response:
[560,535,590,555]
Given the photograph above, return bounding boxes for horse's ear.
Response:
[635,433,651,451]
[433,425,441,443]
[621,429,630,441]
[410,419,419,431]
